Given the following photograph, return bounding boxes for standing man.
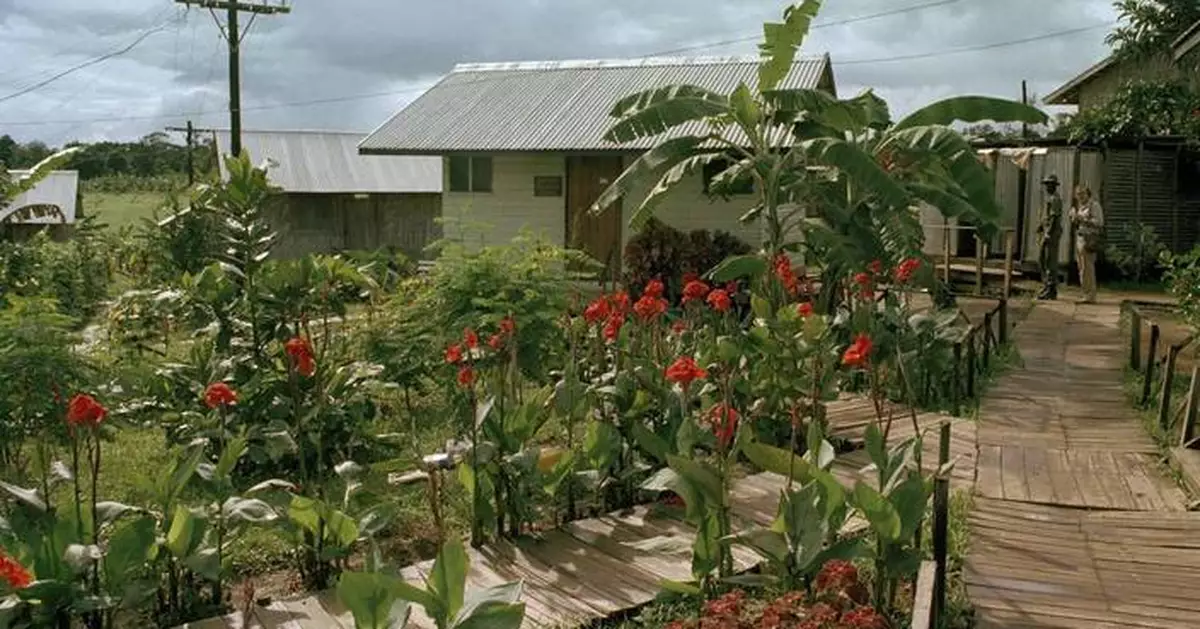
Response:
[1037,174,1064,300]
[1070,185,1105,304]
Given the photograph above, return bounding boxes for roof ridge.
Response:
[452,54,829,73]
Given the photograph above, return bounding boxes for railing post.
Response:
[943,223,952,284]
[975,235,985,296]
[932,420,951,624]
[998,298,1008,345]
[1003,229,1014,300]
[1130,306,1142,371]
[966,330,977,399]
[1182,365,1200,447]
[983,312,993,369]
[1142,324,1160,407]
[1160,344,1180,431]
[952,341,963,415]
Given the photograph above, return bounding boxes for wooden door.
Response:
[566,156,624,279]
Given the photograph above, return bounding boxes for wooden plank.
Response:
[1170,446,1200,497]
[1044,449,1082,506]
[911,561,937,629]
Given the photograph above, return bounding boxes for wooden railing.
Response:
[912,419,954,629]
[1123,301,1198,441]
[923,224,1018,299]
[948,298,1010,415]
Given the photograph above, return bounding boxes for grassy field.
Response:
[83,191,174,230]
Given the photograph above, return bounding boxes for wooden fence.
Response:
[925,224,1019,299]
[1123,301,1198,440]
[947,298,1010,415]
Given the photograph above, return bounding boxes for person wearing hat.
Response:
[1036,174,1064,300]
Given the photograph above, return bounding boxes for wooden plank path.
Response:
[966,299,1200,629]
[178,470,869,629]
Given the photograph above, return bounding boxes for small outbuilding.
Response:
[213,129,443,260]
[1,169,80,240]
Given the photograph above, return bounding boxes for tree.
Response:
[1107,0,1200,60]
[591,0,1045,310]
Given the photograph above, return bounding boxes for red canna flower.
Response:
[285,337,316,377]
[815,559,860,594]
[671,320,688,336]
[456,366,475,388]
[488,334,505,351]
[664,356,707,389]
[774,253,799,295]
[706,403,740,449]
[724,280,739,295]
[463,328,479,350]
[610,291,631,314]
[203,382,238,409]
[894,257,921,284]
[444,343,464,365]
[706,288,732,312]
[603,313,623,343]
[584,297,610,324]
[853,272,872,287]
[633,295,668,321]
[643,279,665,299]
[842,334,874,368]
[681,279,710,305]
[66,394,106,429]
[498,316,516,337]
[0,551,32,590]
[682,271,699,284]
[797,302,814,318]
[867,259,884,275]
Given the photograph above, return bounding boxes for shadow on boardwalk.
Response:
[966,297,1200,629]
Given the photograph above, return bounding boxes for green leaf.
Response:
[605,85,731,143]
[0,481,45,513]
[452,581,524,629]
[730,527,789,562]
[758,0,823,92]
[640,467,681,494]
[629,153,723,230]
[94,502,143,526]
[104,516,156,590]
[852,482,901,541]
[882,126,1001,223]
[337,572,412,629]
[890,473,929,540]
[430,538,469,621]
[908,183,979,220]
[165,506,207,558]
[214,437,248,482]
[667,455,724,506]
[584,421,622,473]
[659,579,702,596]
[222,497,278,524]
[864,422,886,470]
[691,511,720,579]
[631,423,672,465]
[592,135,712,217]
[801,137,909,209]
[741,441,811,484]
[893,95,1047,132]
[708,255,768,283]
[184,547,221,581]
[729,82,761,128]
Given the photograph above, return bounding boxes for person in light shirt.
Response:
[1069,185,1105,304]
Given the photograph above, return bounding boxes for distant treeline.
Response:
[0,132,215,181]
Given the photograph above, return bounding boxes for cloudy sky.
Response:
[0,0,1118,145]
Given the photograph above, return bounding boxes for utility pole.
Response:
[1020,80,1029,143]
[173,1,290,158]
[167,121,217,185]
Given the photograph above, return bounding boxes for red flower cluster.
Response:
[815,560,859,595]
[584,297,611,324]
[774,254,800,295]
[893,257,921,284]
[853,272,874,300]
[867,259,884,275]
[0,551,31,590]
[703,590,744,620]
[634,293,669,321]
[445,344,464,364]
[707,288,732,312]
[797,302,814,318]
[463,327,479,350]
[203,382,238,409]
[456,366,476,388]
[285,337,316,377]
[644,279,665,298]
[842,334,873,368]
[665,356,707,389]
[488,316,517,351]
[66,394,107,429]
[706,403,740,449]
[839,607,888,629]
[682,279,711,305]
[671,320,689,336]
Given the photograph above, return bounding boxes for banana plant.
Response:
[336,538,525,629]
[733,424,862,591]
[848,422,932,614]
[590,0,1047,312]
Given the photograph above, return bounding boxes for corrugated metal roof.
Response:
[213,129,442,193]
[359,54,834,154]
[2,170,79,224]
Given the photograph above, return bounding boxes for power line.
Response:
[1,18,1111,128]
[652,0,965,56]
[837,21,1113,65]
[0,11,186,105]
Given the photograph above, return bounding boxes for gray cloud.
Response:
[0,0,1117,144]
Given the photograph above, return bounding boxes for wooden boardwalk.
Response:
[965,299,1200,628]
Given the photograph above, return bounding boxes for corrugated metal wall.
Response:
[266,193,442,260]
[1023,149,1077,265]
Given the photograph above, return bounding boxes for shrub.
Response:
[1102,221,1167,284]
[1163,245,1200,332]
[0,217,111,320]
[623,219,753,302]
